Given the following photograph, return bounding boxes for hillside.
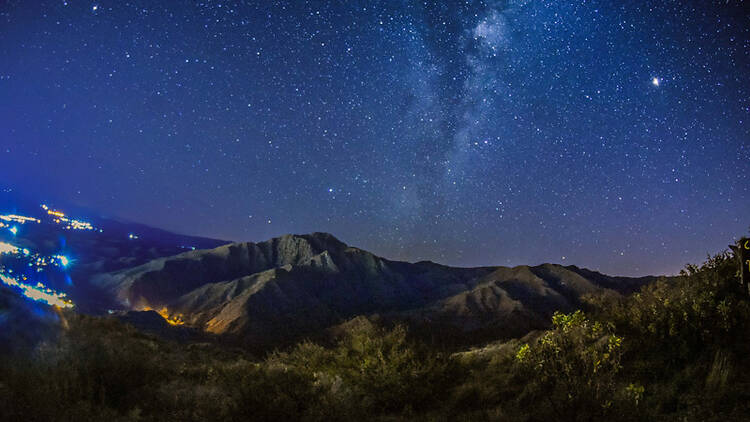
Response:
[92,232,658,346]
[2,246,748,421]
[0,200,227,313]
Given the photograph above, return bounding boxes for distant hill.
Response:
[92,232,659,346]
[0,194,228,312]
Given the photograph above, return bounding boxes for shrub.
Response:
[515,310,625,420]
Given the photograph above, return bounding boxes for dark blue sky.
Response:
[1,0,748,276]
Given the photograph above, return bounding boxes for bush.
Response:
[514,310,626,420]
[3,243,750,421]
[582,248,750,419]
[271,319,460,418]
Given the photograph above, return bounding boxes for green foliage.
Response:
[515,310,624,420]
[0,316,458,421]
[625,383,644,406]
[586,251,749,371]
[581,249,750,419]
[271,319,460,417]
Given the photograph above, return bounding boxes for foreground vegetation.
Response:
[2,247,750,421]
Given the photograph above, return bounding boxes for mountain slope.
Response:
[401,263,655,340]
[0,193,228,313]
[92,233,658,344]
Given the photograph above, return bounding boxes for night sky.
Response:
[1,1,748,276]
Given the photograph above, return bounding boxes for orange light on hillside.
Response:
[141,306,185,325]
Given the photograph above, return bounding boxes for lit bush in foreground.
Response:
[515,310,625,420]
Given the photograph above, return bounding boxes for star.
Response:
[1,0,744,277]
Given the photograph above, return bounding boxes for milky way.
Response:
[1,1,748,275]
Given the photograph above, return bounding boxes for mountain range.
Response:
[0,194,661,348]
[91,232,659,347]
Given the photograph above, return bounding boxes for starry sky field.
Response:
[1,1,748,276]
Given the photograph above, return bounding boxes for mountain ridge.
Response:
[91,232,661,346]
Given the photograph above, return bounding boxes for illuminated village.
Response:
[0,241,74,308]
[0,204,99,309]
[0,204,188,321]
[40,204,98,231]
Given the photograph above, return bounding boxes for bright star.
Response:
[651,77,660,87]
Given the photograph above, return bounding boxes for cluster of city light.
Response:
[0,239,75,308]
[1,242,69,271]
[0,213,40,236]
[0,241,19,255]
[27,255,71,271]
[66,219,95,230]
[0,214,40,224]
[0,205,102,309]
[0,273,74,308]
[1,242,29,257]
[1,208,96,232]
[41,205,97,231]
[0,202,201,311]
